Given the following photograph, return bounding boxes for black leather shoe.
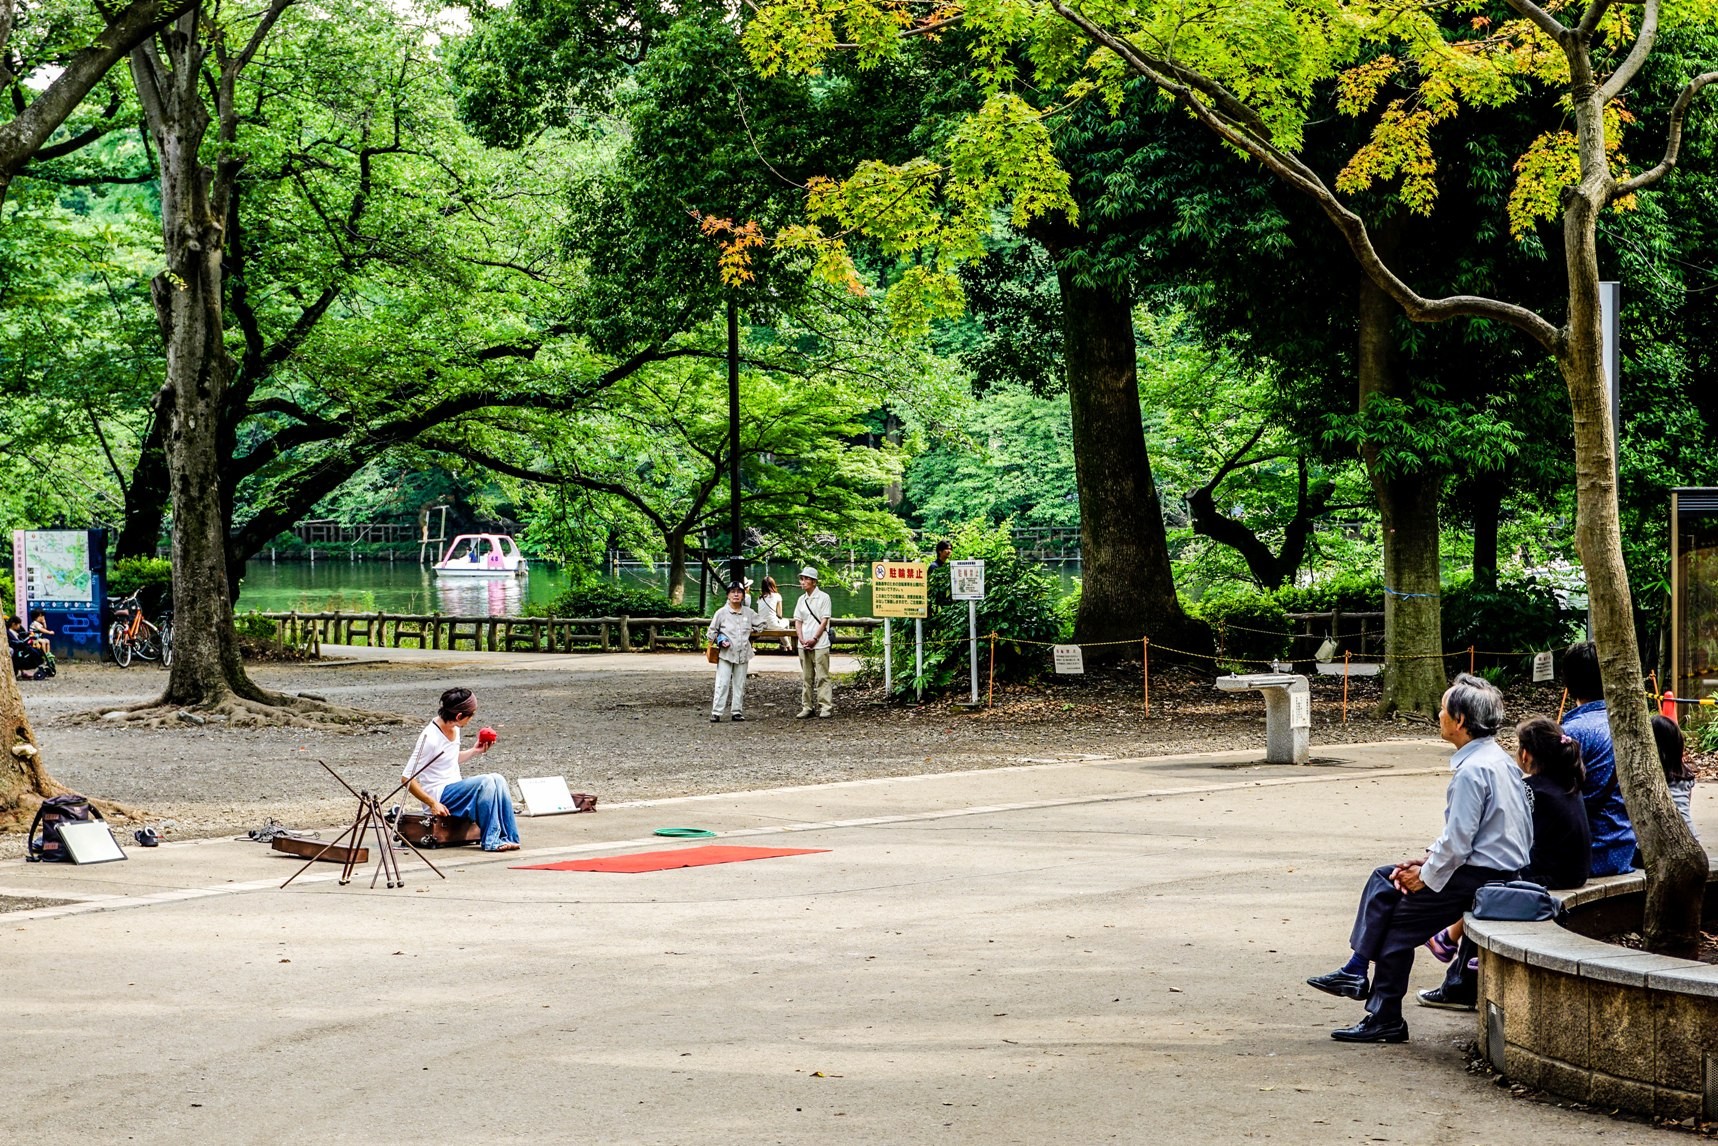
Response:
[710,715,721,723]
[1306,969,1370,1000]
[1331,1013,1409,1042]
[731,713,746,722]
[1416,985,1476,1011]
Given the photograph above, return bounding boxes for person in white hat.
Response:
[792,565,834,717]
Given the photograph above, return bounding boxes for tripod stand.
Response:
[281,760,447,890]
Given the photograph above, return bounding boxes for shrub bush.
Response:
[1274,571,1385,614]
[108,556,173,601]
[0,570,12,617]
[866,519,1062,698]
[234,611,279,641]
[1187,585,1292,665]
[533,578,701,618]
[1441,575,1584,677]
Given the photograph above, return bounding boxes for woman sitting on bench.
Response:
[402,687,520,852]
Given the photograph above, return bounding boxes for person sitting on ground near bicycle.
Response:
[401,687,520,852]
[8,616,45,680]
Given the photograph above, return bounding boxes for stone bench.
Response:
[1213,672,1311,764]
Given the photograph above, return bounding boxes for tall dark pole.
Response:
[727,295,744,590]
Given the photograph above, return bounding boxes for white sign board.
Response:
[950,559,986,601]
[519,775,578,816]
[1290,690,1312,729]
[1533,650,1555,683]
[1052,645,1085,674]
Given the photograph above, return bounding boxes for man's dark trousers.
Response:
[1348,863,1515,1018]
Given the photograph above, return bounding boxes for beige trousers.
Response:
[798,646,833,715]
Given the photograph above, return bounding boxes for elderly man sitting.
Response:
[1306,672,1532,1042]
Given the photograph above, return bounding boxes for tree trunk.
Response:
[1471,479,1501,592]
[132,14,280,712]
[115,414,170,560]
[1058,269,1199,654]
[1358,273,1446,717]
[666,534,689,605]
[0,665,66,827]
[1562,178,1706,956]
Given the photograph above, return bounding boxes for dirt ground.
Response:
[6,656,1570,856]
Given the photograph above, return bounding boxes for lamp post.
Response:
[727,295,744,591]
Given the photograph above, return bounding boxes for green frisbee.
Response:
[653,827,717,838]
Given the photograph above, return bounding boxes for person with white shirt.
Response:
[706,583,764,722]
[1305,673,1531,1043]
[401,687,520,852]
[792,565,834,718]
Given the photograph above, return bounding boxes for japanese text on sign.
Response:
[950,559,985,601]
[1053,645,1085,674]
[872,561,928,618]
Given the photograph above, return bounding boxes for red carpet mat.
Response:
[512,845,830,873]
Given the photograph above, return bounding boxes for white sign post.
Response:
[951,560,986,705]
[883,617,892,694]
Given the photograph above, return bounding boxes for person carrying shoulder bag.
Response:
[793,565,834,718]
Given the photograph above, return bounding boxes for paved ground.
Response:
[0,738,1688,1144]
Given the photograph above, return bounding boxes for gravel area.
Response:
[5,656,1464,856]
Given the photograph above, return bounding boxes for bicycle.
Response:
[108,593,170,668]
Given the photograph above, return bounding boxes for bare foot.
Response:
[491,842,521,852]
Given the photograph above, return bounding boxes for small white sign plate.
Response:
[1533,650,1554,683]
[1290,690,1312,729]
[950,559,986,601]
[1052,645,1085,675]
[519,776,578,817]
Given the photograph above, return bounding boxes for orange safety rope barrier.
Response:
[987,631,996,709]
[1342,651,1350,723]
[1557,688,1568,722]
[1468,645,1476,674]
[1142,636,1150,718]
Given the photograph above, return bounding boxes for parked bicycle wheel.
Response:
[108,621,132,668]
[159,618,173,668]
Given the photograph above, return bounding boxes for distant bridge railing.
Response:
[256,611,884,656]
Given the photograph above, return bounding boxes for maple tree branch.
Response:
[1050,1,1563,353]
[1598,0,1660,103]
[1499,0,1570,45]
[1613,69,1718,198]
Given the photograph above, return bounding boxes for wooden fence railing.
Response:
[256,612,884,655]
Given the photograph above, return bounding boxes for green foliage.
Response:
[1187,585,1291,664]
[1441,575,1585,675]
[902,382,1078,535]
[1274,572,1385,614]
[234,612,280,641]
[866,519,1061,697]
[1696,720,1718,756]
[0,570,12,615]
[532,579,701,618]
[107,556,172,598]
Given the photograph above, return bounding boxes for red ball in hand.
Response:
[477,727,498,747]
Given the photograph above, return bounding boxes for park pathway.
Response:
[0,740,1679,1143]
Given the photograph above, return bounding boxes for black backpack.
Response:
[26,794,103,863]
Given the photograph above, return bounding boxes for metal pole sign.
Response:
[950,560,985,705]
[883,617,892,694]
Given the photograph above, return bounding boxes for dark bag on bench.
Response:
[393,812,481,848]
[27,794,103,862]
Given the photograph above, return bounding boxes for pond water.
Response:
[234,557,1081,619]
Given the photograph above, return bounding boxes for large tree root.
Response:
[86,687,402,731]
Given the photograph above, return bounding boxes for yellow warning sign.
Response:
[871,561,928,618]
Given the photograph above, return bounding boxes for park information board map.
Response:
[15,530,94,611]
[872,561,928,618]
